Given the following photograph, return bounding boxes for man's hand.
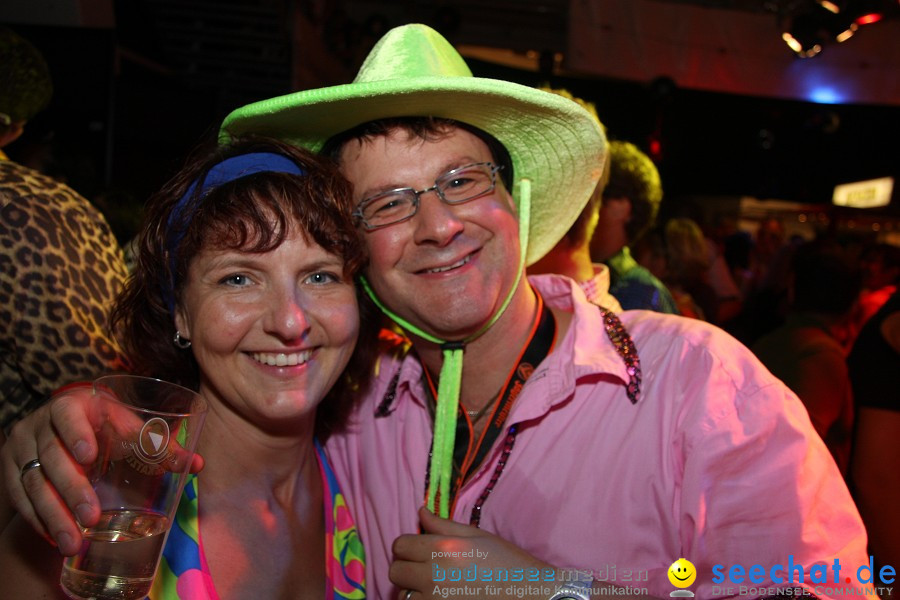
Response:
[390,506,553,600]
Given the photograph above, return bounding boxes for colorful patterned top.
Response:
[149,440,366,599]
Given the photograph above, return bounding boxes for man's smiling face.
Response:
[339,126,521,340]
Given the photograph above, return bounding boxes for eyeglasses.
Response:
[353,162,504,230]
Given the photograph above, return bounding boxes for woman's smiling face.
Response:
[175,227,359,430]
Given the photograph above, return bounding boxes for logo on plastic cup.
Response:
[125,418,172,475]
[136,417,170,463]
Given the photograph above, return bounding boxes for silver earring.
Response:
[173,331,192,349]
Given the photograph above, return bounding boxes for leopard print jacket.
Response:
[0,159,128,434]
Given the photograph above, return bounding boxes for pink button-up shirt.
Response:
[325,275,871,599]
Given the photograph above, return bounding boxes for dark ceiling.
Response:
[4,0,899,244]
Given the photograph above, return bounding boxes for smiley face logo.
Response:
[668,558,697,588]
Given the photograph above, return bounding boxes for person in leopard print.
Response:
[0,26,128,436]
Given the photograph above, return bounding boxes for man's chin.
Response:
[402,306,495,343]
[365,276,505,340]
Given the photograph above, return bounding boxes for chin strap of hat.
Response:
[359,180,532,518]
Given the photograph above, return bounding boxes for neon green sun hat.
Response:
[220,22,607,265]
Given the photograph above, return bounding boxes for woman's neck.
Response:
[196,403,320,504]
[194,404,327,600]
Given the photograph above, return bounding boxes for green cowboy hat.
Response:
[220,23,607,264]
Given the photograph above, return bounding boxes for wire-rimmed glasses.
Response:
[353,162,504,230]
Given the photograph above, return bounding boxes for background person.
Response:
[725,217,794,346]
[751,240,861,475]
[0,137,374,599]
[527,88,621,312]
[662,217,718,321]
[588,140,678,313]
[0,26,128,438]
[848,289,900,592]
[847,242,900,347]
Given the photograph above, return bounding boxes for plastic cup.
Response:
[59,375,207,600]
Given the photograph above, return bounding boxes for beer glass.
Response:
[59,375,207,600]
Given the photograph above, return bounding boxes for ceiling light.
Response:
[817,1,842,13]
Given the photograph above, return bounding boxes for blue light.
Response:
[808,87,843,104]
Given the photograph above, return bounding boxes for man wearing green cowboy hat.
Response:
[224,24,870,600]
[1,23,873,600]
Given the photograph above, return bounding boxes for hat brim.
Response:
[221,76,606,264]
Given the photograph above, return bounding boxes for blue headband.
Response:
[162,152,306,314]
